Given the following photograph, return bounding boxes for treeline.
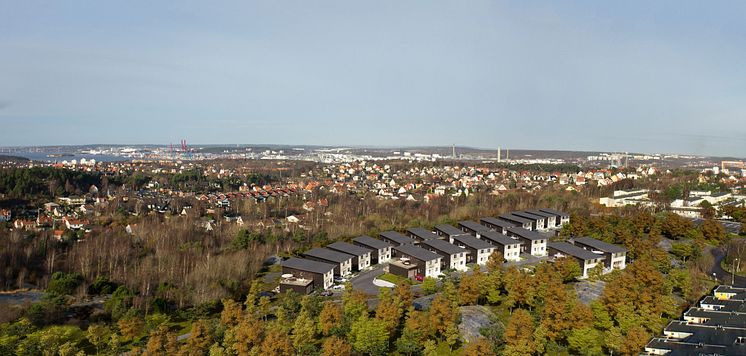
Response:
[0,167,104,199]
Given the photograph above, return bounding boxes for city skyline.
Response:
[1,1,745,156]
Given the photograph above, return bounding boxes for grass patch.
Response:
[721,260,746,277]
[378,273,408,285]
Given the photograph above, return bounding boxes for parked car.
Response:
[333,276,347,283]
[320,290,333,297]
[331,284,346,290]
[415,274,424,282]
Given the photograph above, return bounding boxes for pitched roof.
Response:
[458,220,490,233]
[525,210,557,219]
[327,241,372,257]
[451,234,494,250]
[480,230,522,246]
[394,244,442,262]
[538,208,569,218]
[507,227,546,241]
[420,238,466,255]
[352,235,391,250]
[499,214,533,225]
[380,231,415,245]
[572,236,627,253]
[479,217,513,229]
[282,257,335,274]
[304,247,354,263]
[547,241,601,260]
[511,211,545,221]
[434,224,469,237]
[406,227,439,241]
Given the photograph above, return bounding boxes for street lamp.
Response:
[733,258,740,286]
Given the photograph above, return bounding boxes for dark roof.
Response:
[458,220,490,233]
[481,230,522,247]
[572,236,627,253]
[380,231,415,245]
[645,338,734,356]
[538,208,569,218]
[499,214,533,225]
[434,224,469,237]
[547,242,601,260]
[394,244,442,262]
[511,211,545,221]
[479,217,513,229]
[353,235,392,250]
[304,247,354,263]
[506,227,546,241]
[452,234,494,250]
[406,227,439,241]
[664,320,746,349]
[684,308,746,328]
[525,210,556,219]
[282,257,335,274]
[327,241,372,257]
[420,238,467,255]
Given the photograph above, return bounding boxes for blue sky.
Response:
[1,1,745,156]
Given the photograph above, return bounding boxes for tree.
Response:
[458,272,481,305]
[259,326,293,355]
[376,287,403,333]
[553,257,582,282]
[86,324,112,354]
[349,316,389,356]
[342,286,368,323]
[144,325,177,355]
[462,337,496,356]
[230,316,263,354]
[588,263,605,281]
[321,336,352,356]
[428,294,458,339]
[660,213,694,240]
[486,250,505,273]
[394,280,414,307]
[117,314,144,341]
[318,301,343,336]
[220,298,243,327]
[184,319,212,354]
[421,277,438,295]
[292,298,317,354]
[700,219,726,242]
[46,272,83,296]
[621,326,649,355]
[503,309,536,356]
[567,327,603,355]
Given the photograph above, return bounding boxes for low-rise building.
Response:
[511,211,547,231]
[480,230,522,261]
[420,238,468,271]
[327,241,372,271]
[538,208,570,226]
[353,235,392,264]
[498,214,534,230]
[380,230,416,247]
[406,227,440,242]
[451,234,495,265]
[391,244,442,278]
[506,227,547,257]
[525,210,556,229]
[303,247,354,276]
[571,236,627,271]
[479,217,512,234]
[458,220,491,237]
[434,224,470,240]
[280,257,335,293]
[547,241,604,278]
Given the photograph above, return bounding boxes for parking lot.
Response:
[575,280,606,304]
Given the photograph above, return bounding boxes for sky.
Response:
[1,1,745,156]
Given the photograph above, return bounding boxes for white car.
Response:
[331,284,346,290]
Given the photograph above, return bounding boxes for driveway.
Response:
[351,264,386,295]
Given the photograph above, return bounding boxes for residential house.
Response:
[419,238,468,271]
[303,247,354,276]
[280,257,335,293]
[479,217,513,234]
[479,230,522,262]
[571,236,627,271]
[538,208,571,226]
[525,210,556,229]
[458,220,491,238]
[353,235,392,264]
[506,227,547,257]
[510,211,546,231]
[406,227,440,242]
[434,224,470,240]
[390,244,442,278]
[450,234,495,265]
[547,242,604,278]
[379,231,416,247]
[327,241,372,271]
[498,214,534,230]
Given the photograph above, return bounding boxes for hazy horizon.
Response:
[2,1,745,156]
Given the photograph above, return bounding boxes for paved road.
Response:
[351,265,386,295]
[707,246,746,287]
